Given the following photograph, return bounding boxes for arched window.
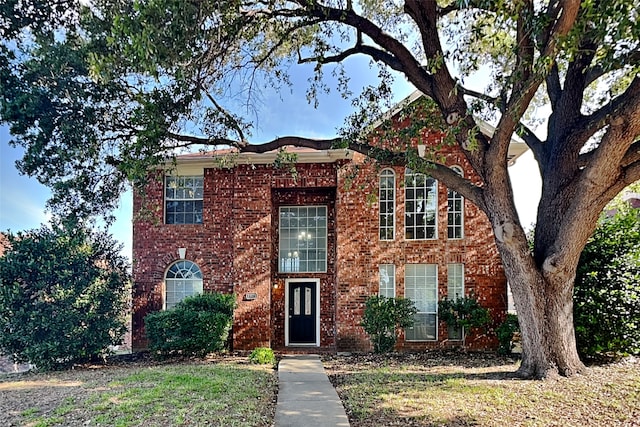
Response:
[379,169,395,240]
[447,166,464,239]
[165,260,203,309]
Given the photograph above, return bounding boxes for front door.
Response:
[287,280,318,345]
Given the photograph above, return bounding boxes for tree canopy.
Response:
[1,1,638,378]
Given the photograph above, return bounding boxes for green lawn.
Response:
[323,353,640,427]
[0,357,277,427]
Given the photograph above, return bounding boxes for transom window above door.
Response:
[279,206,327,273]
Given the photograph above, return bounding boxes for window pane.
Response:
[379,264,395,298]
[405,264,438,341]
[447,264,464,300]
[379,169,395,241]
[165,175,204,224]
[279,206,327,272]
[405,169,437,240]
[165,261,203,309]
[447,167,464,239]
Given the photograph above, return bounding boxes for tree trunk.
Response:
[500,241,586,379]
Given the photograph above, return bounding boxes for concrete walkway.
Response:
[275,355,350,427]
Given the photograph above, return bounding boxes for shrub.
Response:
[145,292,236,359]
[496,314,520,355]
[574,207,640,359]
[361,296,417,353]
[438,295,491,346]
[0,223,129,371]
[248,347,276,365]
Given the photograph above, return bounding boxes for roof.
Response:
[169,90,529,171]
[381,90,529,165]
[176,146,353,164]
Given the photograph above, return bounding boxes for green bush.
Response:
[496,314,520,355]
[438,295,491,345]
[575,207,640,359]
[145,293,236,359]
[248,347,276,365]
[0,223,129,371]
[361,296,417,353]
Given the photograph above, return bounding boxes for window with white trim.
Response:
[279,206,327,273]
[405,264,438,341]
[165,175,204,224]
[405,169,437,240]
[165,260,203,310]
[447,263,464,340]
[379,169,395,240]
[379,264,395,298]
[447,166,464,239]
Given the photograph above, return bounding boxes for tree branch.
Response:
[299,42,404,72]
[585,48,640,87]
[458,84,499,108]
[545,63,562,108]
[295,0,435,98]
[572,76,640,153]
[202,91,247,143]
[516,122,545,160]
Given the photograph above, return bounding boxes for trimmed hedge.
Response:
[145,293,236,358]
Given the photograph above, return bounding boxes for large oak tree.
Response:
[1,1,639,378]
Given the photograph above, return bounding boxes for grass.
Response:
[323,353,640,427]
[0,357,277,427]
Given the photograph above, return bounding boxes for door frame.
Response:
[284,278,320,347]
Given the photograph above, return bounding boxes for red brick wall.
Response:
[132,151,506,352]
[335,151,507,351]
[132,163,342,351]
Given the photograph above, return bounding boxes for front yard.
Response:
[1,352,638,426]
[0,355,277,427]
[323,352,640,427]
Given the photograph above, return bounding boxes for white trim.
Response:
[165,148,353,173]
[284,278,321,347]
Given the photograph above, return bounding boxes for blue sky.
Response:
[0,58,541,260]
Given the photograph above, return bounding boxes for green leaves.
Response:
[361,295,417,353]
[144,293,236,359]
[0,223,130,371]
[438,294,491,345]
[574,206,640,359]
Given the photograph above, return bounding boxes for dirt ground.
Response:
[322,351,640,427]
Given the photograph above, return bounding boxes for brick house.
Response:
[131,100,527,353]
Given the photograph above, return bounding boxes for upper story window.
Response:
[165,175,204,224]
[279,206,327,273]
[405,169,437,240]
[379,169,395,240]
[447,166,464,239]
[165,260,203,310]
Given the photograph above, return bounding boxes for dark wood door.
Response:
[288,282,316,344]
